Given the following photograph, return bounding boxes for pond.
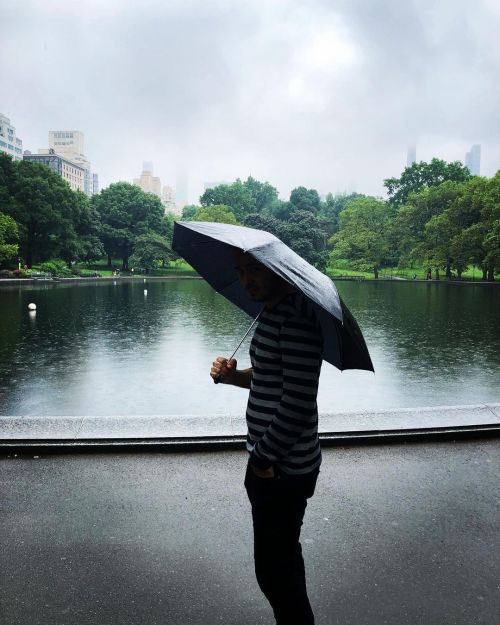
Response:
[0,279,498,416]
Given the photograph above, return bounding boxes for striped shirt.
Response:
[246,292,323,475]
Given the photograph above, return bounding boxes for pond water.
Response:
[0,279,498,416]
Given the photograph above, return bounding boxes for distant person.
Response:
[426,268,432,280]
[211,250,323,625]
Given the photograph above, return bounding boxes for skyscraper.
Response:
[407,143,416,167]
[48,130,98,196]
[0,113,23,161]
[465,144,481,175]
[175,169,189,207]
[133,162,161,197]
[24,149,86,192]
[162,185,181,215]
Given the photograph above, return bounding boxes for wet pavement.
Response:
[1,440,499,625]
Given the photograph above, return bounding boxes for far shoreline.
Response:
[0,275,498,287]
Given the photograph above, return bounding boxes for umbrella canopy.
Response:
[172,220,374,372]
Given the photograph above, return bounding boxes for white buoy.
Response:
[28,303,36,310]
[114,281,117,286]
[143,278,146,283]
[144,289,148,295]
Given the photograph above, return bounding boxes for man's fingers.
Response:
[211,356,237,383]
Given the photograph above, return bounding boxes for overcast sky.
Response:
[1,0,499,203]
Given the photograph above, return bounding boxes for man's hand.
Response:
[210,357,237,384]
[252,465,275,479]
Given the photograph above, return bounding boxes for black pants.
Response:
[244,462,319,625]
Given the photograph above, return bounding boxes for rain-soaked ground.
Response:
[1,440,499,625]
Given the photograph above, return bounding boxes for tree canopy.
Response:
[0,154,98,267]
[0,212,19,266]
[0,152,497,279]
[192,204,238,224]
[329,197,392,278]
[384,158,472,207]
[92,182,168,270]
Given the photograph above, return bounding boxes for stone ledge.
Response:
[1,403,498,444]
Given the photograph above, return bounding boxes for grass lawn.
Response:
[326,264,499,280]
[75,259,199,277]
[31,258,496,281]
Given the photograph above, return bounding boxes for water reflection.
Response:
[0,280,498,416]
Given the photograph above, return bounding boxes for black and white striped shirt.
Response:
[246,292,323,475]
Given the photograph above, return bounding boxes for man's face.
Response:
[233,249,282,303]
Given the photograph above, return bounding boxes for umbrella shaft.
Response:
[227,310,262,362]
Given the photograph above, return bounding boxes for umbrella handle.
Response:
[212,310,262,387]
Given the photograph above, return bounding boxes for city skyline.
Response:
[3,109,493,203]
[1,0,499,203]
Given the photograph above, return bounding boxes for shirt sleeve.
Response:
[250,315,323,469]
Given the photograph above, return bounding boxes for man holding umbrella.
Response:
[173,220,372,625]
[211,249,323,625]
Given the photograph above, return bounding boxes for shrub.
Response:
[36,260,72,277]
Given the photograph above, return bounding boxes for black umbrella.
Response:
[172,220,374,372]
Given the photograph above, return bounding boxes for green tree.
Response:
[243,213,283,238]
[0,212,19,267]
[329,198,391,278]
[131,232,173,270]
[192,204,238,224]
[243,176,279,211]
[384,158,471,207]
[280,210,329,270]
[289,186,321,213]
[244,210,328,270]
[318,192,365,236]
[2,158,87,267]
[92,182,165,270]
[181,204,199,219]
[391,181,465,271]
[0,153,17,216]
[457,172,500,280]
[55,191,105,268]
[392,176,499,279]
[266,200,295,221]
[200,181,255,221]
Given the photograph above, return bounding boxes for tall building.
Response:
[23,149,85,192]
[48,130,98,196]
[162,185,181,215]
[92,173,99,195]
[0,113,23,161]
[407,144,416,167]
[465,144,481,175]
[134,162,161,197]
[134,163,179,214]
[175,170,189,207]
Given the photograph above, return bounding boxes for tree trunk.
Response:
[374,266,379,279]
[445,260,452,280]
[107,254,112,268]
[122,257,128,271]
[26,249,33,269]
[482,268,487,280]
[457,269,462,280]
[435,267,440,280]
[487,265,495,281]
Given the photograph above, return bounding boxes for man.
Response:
[210,249,323,625]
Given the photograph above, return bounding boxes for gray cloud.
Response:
[1,0,499,201]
